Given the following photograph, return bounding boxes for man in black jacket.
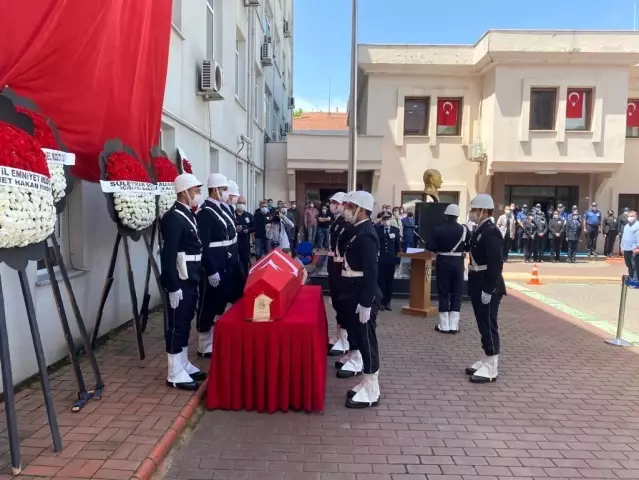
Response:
[565,212,582,263]
[548,210,565,263]
[603,210,618,258]
[254,200,272,259]
[234,196,254,274]
[533,204,547,262]
[617,207,629,257]
[375,212,401,311]
[465,194,506,384]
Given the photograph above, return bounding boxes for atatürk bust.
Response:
[423,169,443,203]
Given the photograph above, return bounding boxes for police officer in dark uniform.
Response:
[465,194,506,383]
[234,195,254,275]
[195,173,235,358]
[618,207,630,257]
[375,212,400,311]
[565,211,582,263]
[522,212,537,263]
[548,210,565,263]
[515,204,528,253]
[327,192,349,356]
[427,204,468,334]
[533,204,547,262]
[223,180,247,303]
[339,191,382,408]
[160,173,207,390]
[583,202,602,257]
[603,209,618,258]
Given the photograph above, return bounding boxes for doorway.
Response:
[506,185,579,213]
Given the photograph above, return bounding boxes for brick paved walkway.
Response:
[166,295,639,480]
[0,311,207,479]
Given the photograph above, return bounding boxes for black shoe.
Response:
[345,397,380,408]
[435,325,453,334]
[470,374,498,384]
[465,367,478,375]
[384,304,392,311]
[166,380,199,391]
[328,348,345,357]
[189,371,207,382]
[337,369,361,379]
[335,360,346,369]
[197,351,212,359]
[379,305,386,311]
[327,342,334,351]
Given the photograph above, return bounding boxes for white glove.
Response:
[355,304,372,324]
[481,291,492,305]
[168,289,183,309]
[208,273,221,287]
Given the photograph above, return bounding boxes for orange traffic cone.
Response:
[526,263,542,285]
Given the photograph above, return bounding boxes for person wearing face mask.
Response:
[234,196,254,275]
[375,212,401,311]
[375,204,389,224]
[583,202,602,258]
[390,207,404,238]
[195,173,235,358]
[399,206,406,219]
[565,211,582,263]
[548,210,565,263]
[602,210,618,258]
[401,211,416,250]
[254,201,272,259]
[522,213,537,263]
[515,204,528,254]
[288,200,301,252]
[265,207,295,251]
[267,199,275,212]
[316,205,332,250]
[327,192,351,357]
[304,201,319,247]
[426,204,468,334]
[223,180,247,303]
[620,210,639,280]
[532,204,547,262]
[465,194,506,384]
[338,191,383,408]
[160,173,207,390]
[618,207,630,257]
[496,206,516,262]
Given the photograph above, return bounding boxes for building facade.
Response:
[271,30,639,227]
[0,0,294,390]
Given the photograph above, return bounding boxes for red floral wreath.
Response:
[182,159,193,174]
[153,156,178,182]
[106,152,151,182]
[15,107,58,150]
[0,121,50,176]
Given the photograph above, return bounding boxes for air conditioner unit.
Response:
[280,125,287,137]
[469,142,487,162]
[198,59,224,101]
[283,20,292,38]
[288,97,295,109]
[263,35,272,44]
[244,0,260,5]
[285,122,291,133]
[261,43,273,66]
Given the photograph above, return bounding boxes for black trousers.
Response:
[534,236,545,260]
[436,257,464,312]
[586,225,599,254]
[327,257,344,327]
[196,268,229,332]
[377,263,395,306]
[524,238,534,261]
[604,232,617,256]
[567,239,579,260]
[625,251,638,279]
[502,234,511,261]
[551,236,562,261]
[238,240,251,276]
[468,276,501,357]
[515,230,522,252]
[165,280,198,354]
[340,285,379,374]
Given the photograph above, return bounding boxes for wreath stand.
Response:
[140,218,162,332]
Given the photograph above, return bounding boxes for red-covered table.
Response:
[206,285,328,413]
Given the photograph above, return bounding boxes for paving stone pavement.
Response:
[165,295,639,480]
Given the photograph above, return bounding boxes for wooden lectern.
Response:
[399,250,437,317]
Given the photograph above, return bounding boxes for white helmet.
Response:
[174,173,202,194]
[207,173,229,189]
[469,193,494,210]
[444,203,461,217]
[343,190,375,212]
[228,180,240,196]
[330,192,346,203]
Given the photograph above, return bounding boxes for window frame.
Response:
[565,88,593,132]
[171,0,182,32]
[206,1,215,61]
[436,97,463,137]
[403,97,430,136]
[529,88,558,131]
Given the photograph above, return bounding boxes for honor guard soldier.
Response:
[375,212,400,311]
[224,180,247,302]
[195,173,235,358]
[327,192,350,357]
[465,194,506,383]
[339,191,382,408]
[234,195,255,274]
[160,174,207,390]
[427,204,468,334]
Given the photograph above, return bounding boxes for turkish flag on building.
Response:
[566,89,585,119]
[437,99,459,127]
[627,101,639,128]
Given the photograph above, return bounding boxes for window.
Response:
[172,0,182,31]
[436,98,462,136]
[264,14,272,41]
[36,215,63,273]
[273,35,280,69]
[273,102,280,136]
[234,36,246,103]
[626,99,639,138]
[619,194,639,213]
[565,88,592,131]
[403,98,429,135]
[206,1,214,60]
[253,68,262,122]
[530,88,557,130]
[283,52,287,88]
[264,87,272,132]
[235,40,239,97]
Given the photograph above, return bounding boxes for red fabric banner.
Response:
[566,89,585,119]
[437,99,459,127]
[0,0,172,182]
[628,101,639,128]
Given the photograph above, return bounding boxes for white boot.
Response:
[449,311,460,333]
[435,312,450,333]
[167,353,197,390]
[197,330,213,357]
[337,349,363,378]
[465,356,488,375]
[182,347,206,381]
[347,371,380,408]
[330,328,349,354]
[470,355,498,383]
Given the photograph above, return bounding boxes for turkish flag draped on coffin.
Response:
[437,99,459,127]
[627,101,639,128]
[566,89,585,119]
[0,0,172,182]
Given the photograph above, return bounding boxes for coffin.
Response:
[244,248,304,321]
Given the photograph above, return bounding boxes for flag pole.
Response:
[347,0,358,192]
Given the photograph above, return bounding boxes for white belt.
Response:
[438,252,463,257]
[468,264,487,272]
[334,256,344,263]
[341,270,364,278]
[328,251,335,257]
[179,253,202,261]
[209,237,237,248]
